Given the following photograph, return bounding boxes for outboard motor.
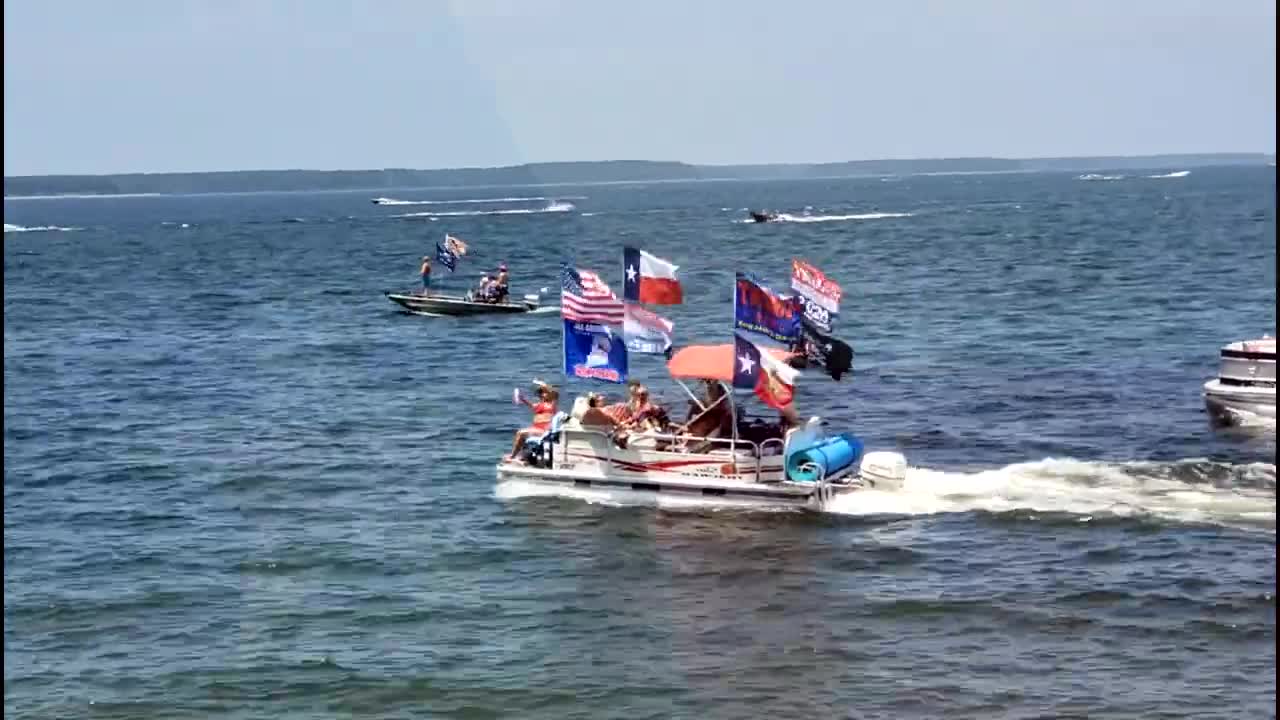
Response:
[859,451,908,490]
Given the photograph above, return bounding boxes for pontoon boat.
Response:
[497,344,908,509]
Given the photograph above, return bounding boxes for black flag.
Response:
[791,317,853,381]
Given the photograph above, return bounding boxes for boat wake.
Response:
[825,457,1274,529]
[4,223,80,233]
[372,195,586,206]
[394,201,576,218]
[1076,173,1126,181]
[737,211,912,224]
[497,457,1275,530]
[1147,170,1191,179]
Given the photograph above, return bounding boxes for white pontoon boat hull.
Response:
[496,425,907,510]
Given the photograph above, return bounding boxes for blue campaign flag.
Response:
[563,319,628,384]
[733,272,800,344]
[436,242,457,271]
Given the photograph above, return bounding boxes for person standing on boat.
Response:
[507,382,559,461]
[419,255,432,296]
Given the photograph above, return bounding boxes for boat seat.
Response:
[520,412,570,468]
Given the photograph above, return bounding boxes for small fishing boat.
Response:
[1203,335,1276,424]
[749,210,780,223]
[385,291,542,316]
[497,344,908,509]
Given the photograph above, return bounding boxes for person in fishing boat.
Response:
[507,381,559,461]
[474,274,496,302]
[493,264,510,303]
[419,255,432,296]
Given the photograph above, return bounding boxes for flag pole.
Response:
[560,262,569,382]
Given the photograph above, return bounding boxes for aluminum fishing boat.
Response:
[496,344,908,509]
[1203,335,1276,424]
[385,291,542,316]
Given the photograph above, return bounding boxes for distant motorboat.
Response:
[749,210,780,223]
[1203,336,1276,425]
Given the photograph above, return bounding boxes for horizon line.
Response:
[4,150,1275,180]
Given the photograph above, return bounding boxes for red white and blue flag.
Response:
[622,247,683,305]
[622,303,674,355]
[561,263,624,326]
[732,333,799,410]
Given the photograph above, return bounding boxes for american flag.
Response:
[561,263,624,325]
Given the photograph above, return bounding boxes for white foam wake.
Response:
[496,457,1275,530]
[1146,170,1191,179]
[4,223,80,233]
[1076,173,1126,181]
[737,212,912,224]
[394,201,576,218]
[4,192,163,200]
[372,195,586,206]
[826,457,1275,529]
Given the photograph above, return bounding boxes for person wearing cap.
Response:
[419,255,432,296]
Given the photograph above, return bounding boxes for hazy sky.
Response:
[4,0,1276,175]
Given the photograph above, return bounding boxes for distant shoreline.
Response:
[4,153,1273,198]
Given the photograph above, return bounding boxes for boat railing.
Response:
[557,426,777,483]
[796,459,833,508]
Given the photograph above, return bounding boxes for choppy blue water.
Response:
[4,167,1276,719]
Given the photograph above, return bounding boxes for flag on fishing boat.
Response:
[435,242,457,271]
[732,333,799,409]
[444,234,469,256]
[622,303,674,355]
[561,264,625,326]
[622,247,683,305]
[792,317,854,381]
[734,272,801,344]
[563,320,628,384]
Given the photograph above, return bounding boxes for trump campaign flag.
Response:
[435,242,457,271]
[563,320,628,384]
[790,259,842,332]
[622,247,683,305]
[732,333,799,410]
[733,272,801,344]
[622,303,674,355]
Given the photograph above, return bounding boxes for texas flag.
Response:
[622,247,683,305]
[732,333,800,410]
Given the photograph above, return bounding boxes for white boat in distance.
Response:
[1203,335,1276,425]
[497,344,908,510]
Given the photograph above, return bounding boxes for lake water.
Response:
[4,167,1276,719]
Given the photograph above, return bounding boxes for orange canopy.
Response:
[666,344,795,382]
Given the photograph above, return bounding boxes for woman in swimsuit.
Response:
[507,383,559,461]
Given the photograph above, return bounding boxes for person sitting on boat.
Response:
[419,255,432,296]
[506,382,559,461]
[621,382,663,429]
[493,264,510,303]
[475,274,498,303]
[669,381,732,452]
